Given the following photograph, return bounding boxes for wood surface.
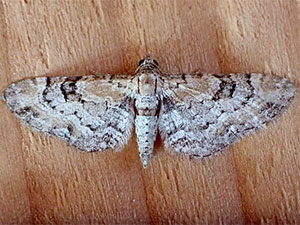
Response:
[0,0,299,224]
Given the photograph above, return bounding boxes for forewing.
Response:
[158,73,297,157]
[3,74,136,152]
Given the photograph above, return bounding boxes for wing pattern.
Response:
[3,75,136,151]
[158,73,297,157]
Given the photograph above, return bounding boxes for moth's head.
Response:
[136,54,159,73]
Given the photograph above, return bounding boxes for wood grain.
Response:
[0,0,299,224]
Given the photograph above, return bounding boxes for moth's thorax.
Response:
[138,73,158,95]
[135,73,159,116]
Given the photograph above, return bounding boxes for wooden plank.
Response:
[0,0,299,224]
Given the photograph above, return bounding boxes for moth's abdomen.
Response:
[135,115,158,168]
[135,95,159,116]
[134,94,159,167]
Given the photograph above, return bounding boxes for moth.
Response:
[3,55,297,167]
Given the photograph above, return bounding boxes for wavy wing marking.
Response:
[158,73,297,156]
[3,74,136,151]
